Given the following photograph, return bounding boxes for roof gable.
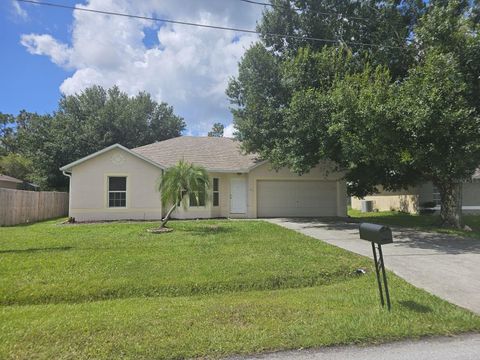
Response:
[59,144,165,172]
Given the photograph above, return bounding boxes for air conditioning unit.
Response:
[361,200,373,213]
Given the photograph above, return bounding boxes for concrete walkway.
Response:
[232,334,480,360]
[267,218,480,314]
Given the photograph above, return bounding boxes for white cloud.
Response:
[20,0,262,135]
[224,123,236,138]
[12,1,28,20]
[21,34,73,68]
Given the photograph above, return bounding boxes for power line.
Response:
[238,0,272,5]
[236,0,368,21]
[15,0,403,50]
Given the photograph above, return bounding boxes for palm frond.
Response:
[158,159,210,211]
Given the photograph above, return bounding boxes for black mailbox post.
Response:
[359,223,393,310]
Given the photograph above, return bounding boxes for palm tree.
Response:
[158,160,210,229]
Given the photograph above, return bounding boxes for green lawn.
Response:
[1,219,479,359]
[348,208,480,239]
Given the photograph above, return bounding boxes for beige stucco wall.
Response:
[352,181,480,213]
[351,194,419,213]
[0,180,19,189]
[171,172,232,219]
[171,161,347,219]
[69,148,162,221]
[67,151,347,221]
[351,186,420,213]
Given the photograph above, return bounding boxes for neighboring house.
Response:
[60,136,347,222]
[0,174,23,189]
[351,170,480,214]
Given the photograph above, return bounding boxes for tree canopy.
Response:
[227,0,480,227]
[0,112,16,156]
[1,86,185,189]
[208,123,224,137]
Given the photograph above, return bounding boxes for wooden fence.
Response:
[0,189,69,226]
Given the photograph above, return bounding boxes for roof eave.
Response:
[195,160,267,173]
[247,160,267,171]
[59,143,165,172]
[204,169,250,173]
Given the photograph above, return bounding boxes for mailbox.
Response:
[359,222,393,310]
[359,223,393,245]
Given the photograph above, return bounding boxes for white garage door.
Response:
[257,180,337,217]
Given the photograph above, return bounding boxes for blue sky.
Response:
[1,1,75,115]
[1,1,262,135]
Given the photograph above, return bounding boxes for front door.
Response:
[230,178,247,214]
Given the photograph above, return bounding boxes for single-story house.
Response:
[60,136,347,222]
[351,170,480,214]
[0,174,24,189]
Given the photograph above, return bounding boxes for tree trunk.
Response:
[438,182,463,229]
[160,192,186,229]
[160,204,177,228]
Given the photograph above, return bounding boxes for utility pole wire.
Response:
[15,0,404,50]
[237,0,368,21]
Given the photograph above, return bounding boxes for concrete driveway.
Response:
[267,218,480,314]
[233,334,480,360]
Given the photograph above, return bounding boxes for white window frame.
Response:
[107,175,128,209]
[212,178,220,207]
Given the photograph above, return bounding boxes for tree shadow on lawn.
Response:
[0,246,73,254]
[183,224,237,237]
[399,300,433,313]
[323,222,480,254]
[391,230,480,255]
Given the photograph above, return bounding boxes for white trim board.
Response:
[60,144,165,171]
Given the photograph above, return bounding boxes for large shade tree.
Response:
[1,86,186,189]
[0,153,33,182]
[227,0,480,228]
[393,52,480,227]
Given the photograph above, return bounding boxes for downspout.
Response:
[62,171,72,218]
[161,168,164,219]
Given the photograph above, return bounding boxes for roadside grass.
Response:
[1,219,479,359]
[348,208,480,239]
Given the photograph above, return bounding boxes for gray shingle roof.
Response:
[132,136,263,172]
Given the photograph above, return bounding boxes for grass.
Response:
[348,208,480,239]
[1,219,479,359]
[0,220,368,305]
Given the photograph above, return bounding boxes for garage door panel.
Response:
[257,180,337,217]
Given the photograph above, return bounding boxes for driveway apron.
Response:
[231,334,480,360]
